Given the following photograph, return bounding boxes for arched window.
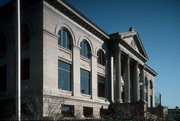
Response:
[80,40,91,59]
[21,23,30,45]
[0,33,7,52]
[97,49,105,65]
[58,28,72,50]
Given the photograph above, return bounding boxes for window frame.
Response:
[97,75,105,98]
[97,49,105,66]
[21,58,30,80]
[80,40,91,59]
[80,68,90,95]
[58,28,72,50]
[58,60,72,91]
[21,23,30,45]
[0,65,7,93]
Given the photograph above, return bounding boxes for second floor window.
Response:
[80,40,91,59]
[21,23,30,45]
[97,49,105,65]
[58,60,72,91]
[21,58,30,80]
[58,28,72,50]
[80,69,90,95]
[98,75,105,98]
[0,65,7,92]
[0,33,7,53]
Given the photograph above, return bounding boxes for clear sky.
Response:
[0,0,180,108]
[66,0,180,108]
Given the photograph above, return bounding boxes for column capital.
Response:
[73,44,81,50]
[91,54,98,58]
[113,44,122,53]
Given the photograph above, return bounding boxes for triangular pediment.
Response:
[120,30,149,60]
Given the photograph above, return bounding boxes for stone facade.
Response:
[0,0,157,119]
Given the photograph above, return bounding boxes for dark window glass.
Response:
[98,75,105,97]
[0,65,7,92]
[61,105,74,117]
[21,58,30,80]
[0,33,7,52]
[150,95,153,107]
[83,107,93,117]
[150,80,153,89]
[80,69,90,95]
[80,40,91,59]
[97,49,105,65]
[58,28,72,50]
[21,23,30,45]
[58,61,71,91]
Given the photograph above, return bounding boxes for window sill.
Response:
[98,96,106,100]
[97,63,105,69]
[80,56,91,63]
[58,89,72,95]
[58,45,72,54]
[81,93,91,98]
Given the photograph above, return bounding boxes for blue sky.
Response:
[66,0,180,108]
[0,0,180,108]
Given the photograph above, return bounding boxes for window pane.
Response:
[58,61,71,91]
[80,69,90,95]
[58,28,72,50]
[97,49,105,65]
[0,34,7,52]
[21,23,30,45]
[61,105,74,117]
[0,65,7,92]
[21,58,30,80]
[98,75,105,97]
[80,40,91,59]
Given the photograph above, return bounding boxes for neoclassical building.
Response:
[0,0,157,119]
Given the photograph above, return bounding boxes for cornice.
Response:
[44,0,110,41]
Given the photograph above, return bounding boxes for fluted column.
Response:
[133,61,139,101]
[140,66,145,102]
[124,54,130,103]
[114,45,122,103]
[111,55,114,102]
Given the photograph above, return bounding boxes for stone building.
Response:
[0,0,157,119]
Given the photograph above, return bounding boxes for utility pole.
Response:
[16,0,21,120]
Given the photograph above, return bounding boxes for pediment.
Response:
[121,32,149,60]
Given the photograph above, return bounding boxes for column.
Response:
[73,45,81,96]
[152,80,155,107]
[140,66,145,102]
[124,54,130,103]
[114,45,122,103]
[133,61,139,101]
[91,54,98,99]
[111,55,114,102]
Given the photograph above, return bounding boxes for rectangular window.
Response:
[61,105,74,117]
[21,58,30,80]
[98,75,105,98]
[83,107,93,117]
[0,65,7,92]
[80,69,90,95]
[58,61,71,91]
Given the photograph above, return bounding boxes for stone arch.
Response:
[55,23,76,45]
[96,48,106,65]
[77,36,95,55]
[95,46,106,56]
